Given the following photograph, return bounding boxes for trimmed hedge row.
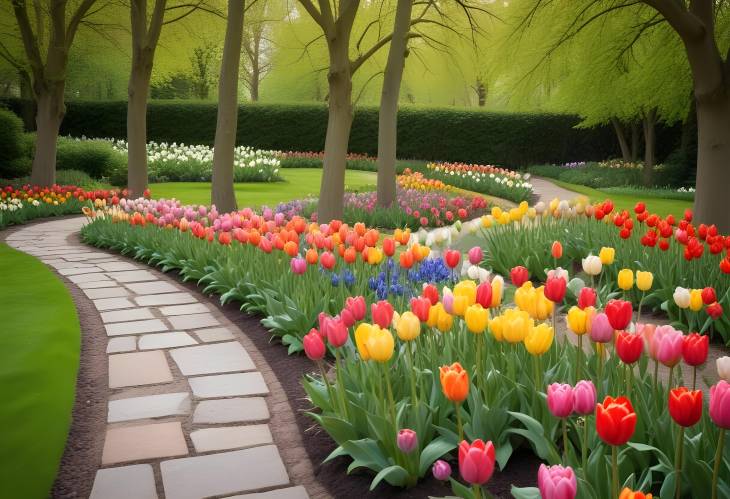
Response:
[3,99,680,167]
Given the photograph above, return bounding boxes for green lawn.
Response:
[150,168,377,207]
[0,243,80,498]
[551,179,693,218]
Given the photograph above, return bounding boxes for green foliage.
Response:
[0,169,109,190]
[600,186,694,202]
[55,136,126,178]
[527,162,643,188]
[0,108,27,178]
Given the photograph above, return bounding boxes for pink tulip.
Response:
[547,383,574,418]
[371,300,394,329]
[458,439,495,485]
[636,323,658,359]
[468,246,483,265]
[572,380,596,415]
[432,459,452,481]
[538,464,577,499]
[325,318,348,348]
[303,329,325,361]
[653,325,683,367]
[397,429,418,454]
[340,308,356,328]
[589,312,613,343]
[345,296,366,321]
[442,292,454,314]
[290,256,306,275]
[710,381,730,429]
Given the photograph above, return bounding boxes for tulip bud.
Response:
[303,329,326,361]
[598,246,615,265]
[673,287,691,309]
[572,380,597,415]
[590,312,613,343]
[710,381,730,429]
[467,246,483,265]
[617,268,634,291]
[538,464,577,499]
[636,271,653,291]
[551,241,563,259]
[547,383,574,418]
[577,287,597,309]
[718,356,730,381]
[581,254,602,276]
[397,429,418,454]
[689,289,703,312]
[432,459,452,481]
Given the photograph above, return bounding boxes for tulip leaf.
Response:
[341,438,390,471]
[510,486,540,499]
[494,439,513,471]
[449,477,475,499]
[369,465,409,490]
[418,437,456,476]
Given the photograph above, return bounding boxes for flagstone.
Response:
[108,392,191,422]
[190,424,272,453]
[57,266,104,275]
[126,281,180,295]
[89,464,158,499]
[68,272,111,284]
[189,372,268,398]
[84,287,131,299]
[138,332,197,350]
[105,319,168,336]
[192,397,269,424]
[94,297,136,311]
[78,280,118,289]
[102,421,188,465]
[108,350,173,388]
[101,308,155,323]
[226,486,309,499]
[106,270,159,283]
[97,261,140,272]
[158,303,211,316]
[170,342,254,376]
[106,336,137,354]
[167,313,220,330]
[194,327,236,343]
[134,292,198,306]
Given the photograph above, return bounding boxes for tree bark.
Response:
[318,34,354,223]
[611,118,631,162]
[31,86,64,185]
[211,0,245,213]
[630,121,640,162]
[376,0,413,208]
[642,108,657,187]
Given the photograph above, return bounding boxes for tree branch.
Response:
[297,0,325,30]
[65,0,99,50]
[642,0,705,40]
[10,0,44,83]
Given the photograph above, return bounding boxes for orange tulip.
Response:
[440,362,469,403]
[619,488,652,499]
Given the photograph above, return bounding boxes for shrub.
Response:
[527,161,643,188]
[0,169,108,190]
[0,109,26,178]
[55,137,126,179]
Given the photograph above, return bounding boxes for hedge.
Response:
[2,99,680,167]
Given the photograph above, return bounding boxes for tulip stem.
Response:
[653,360,659,393]
[456,402,464,442]
[712,429,725,499]
[611,445,618,499]
[692,366,697,391]
[334,349,349,419]
[582,417,588,472]
[576,335,583,383]
[405,342,419,408]
[668,365,675,400]
[383,363,397,427]
[472,484,482,499]
[318,361,337,413]
[562,418,569,459]
[533,355,540,390]
[675,426,685,499]
[637,292,644,325]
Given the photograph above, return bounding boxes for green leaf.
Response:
[510,486,541,499]
[370,465,410,490]
[419,437,456,476]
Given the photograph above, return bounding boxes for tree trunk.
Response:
[19,70,36,130]
[376,0,413,208]
[211,0,245,213]
[476,78,486,107]
[31,86,64,185]
[317,34,354,222]
[630,121,640,161]
[611,118,631,161]
[127,55,153,196]
[642,108,657,186]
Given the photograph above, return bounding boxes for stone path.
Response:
[529,176,583,204]
[5,217,316,499]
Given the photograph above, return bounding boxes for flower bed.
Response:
[107,139,281,184]
[424,162,533,203]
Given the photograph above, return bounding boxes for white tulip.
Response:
[718,356,730,381]
[673,287,691,309]
[581,255,602,276]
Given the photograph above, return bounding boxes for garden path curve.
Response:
[4,216,329,499]
[529,176,582,203]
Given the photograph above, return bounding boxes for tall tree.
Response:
[241,0,277,101]
[10,0,100,186]
[211,0,245,212]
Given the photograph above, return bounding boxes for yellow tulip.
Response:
[549,198,559,212]
[617,268,634,291]
[454,280,477,306]
[481,215,493,228]
[366,327,395,362]
[452,294,468,316]
[502,308,534,343]
[509,208,522,221]
[436,307,454,333]
[524,323,554,356]
[355,323,375,360]
[368,247,384,265]
[636,271,653,291]
[515,282,554,320]
[566,306,588,335]
[491,206,503,219]
[599,247,615,265]
[527,207,537,219]
[427,302,443,328]
[395,311,420,341]
[491,275,504,308]
[689,289,703,312]
[489,314,504,341]
[465,304,489,334]
[499,212,510,225]
[418,245,430,260]
[518,201,529,214]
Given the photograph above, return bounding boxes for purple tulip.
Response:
[538,463,577,499]
[572,380,596,415]
[432,459,452,480]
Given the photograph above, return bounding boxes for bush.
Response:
[55,137,126,178]
[526,162,643,188]
[0,108,26,178]
[0,169,108,190]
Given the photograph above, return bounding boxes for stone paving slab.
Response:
[93,297,136,311]
[190,424,273,453]
[108,392,192,423]
[101,307,155,323]
[126,281,180,295]
[57,266,104,276]
[170,342,255,376]
[227,486,310,499]
[108,350,173,388]
[78,280,118,289]
[160,446,289,499]
[159,303,211,316]
[107,270,159,283]
[97,261,140,272]
[134,292,198,306]
[89,464,158,499]
[195,327,236,343]
[168,313,220,330]
[68,272,111,284]
[138,332,198,350]
[106,337,137,354]
[188,372,269,398]
[84,287,131,299]
[105,319,168,336]
[193,397,270,424]
[102,421,188,464]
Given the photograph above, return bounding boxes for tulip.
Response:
[653,325,683,369]
[669,387,703,498]
[515,282,554,320]
[383,237,396,257]
[689,288,704,312]
[636,271,653,291]
[475,281,492,308]
[590,312,613,343]
[566,306,588,335]
[397,429,418,454]
[547,383,574,418]
[320,251,336,269]
[544,274,567,303]
[442,289,454,314]
[605,299,633,330]
[490,275,504,308]
[489,314,503,341]
[321,315,348,348]
[444,249,461,269]
[551,241,563,259]
[454,280,477,307]
[410,296,431,322]
[582,254,602,276]
[538,464,577,499]
[548,267,570,283]
[710,381,730,499]
[577,287,596,309]
[345,296,366,322]
[573,380,597,415]
[452,294,469,316]
[702,286,717,304]
[303,328,326,361]
[718,356,730,381]
[371,300,394,329]
[436,306,454,333]
[673,287,691,309]
[395,311,420,341]
[422,283,439,305]
[599,246,615,265]
[682,332,709,388]
[597,395,637,499]
[524,323,553,356]
[340,308,356,328]
[707,302,724,320]
[290,256,306,275]
[441,362,469,439]
[432,460,452,481]
[465,304,489,334]
[510,265,529,287]
[468,246,483,265]
[616,331,643,365]
[355,323,374,360]
[617,268,634,291]
[501,308,533,344]
[619,489,653,499]
[458,439,495,486]
[365,327,394,363]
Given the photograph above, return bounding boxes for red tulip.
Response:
[371,300,394,329]
[596,396,637,446]
[669,387,702,427]
[475,281,493,308]
[345,296,366,321]
[411,297,431,322]
[551,241,563,259]
[458,439,496,485]
[682,333,709,366]
[577,287,597,309]
[320,251,336,269]
[444,250,461,269]
[707,302,723,319]
[422,284,440,305]
[634,202,646,214]
[616,331,643,364]
[383,238,396,257]
[544,275,567,303]
[702,287,717,305]
[303,328,326,360]
[605,299,633,330]
[325,317,348,347]
[510,266,529,287]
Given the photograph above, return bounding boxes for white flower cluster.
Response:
[676,187,696,193]
[0,198,23,211]
[429,164,532,191]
